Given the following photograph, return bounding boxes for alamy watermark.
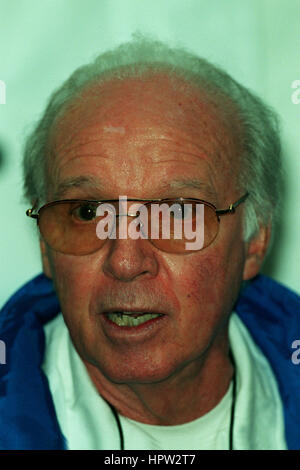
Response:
[0,340,6,364]
[0,80,6,104]
[95,196,205,250]
[291,80,300,104]
[291,339,300,365]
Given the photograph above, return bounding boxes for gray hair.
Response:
[22,34,282,242]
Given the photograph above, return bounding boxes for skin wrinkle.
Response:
[41,72,266,426]
[48,78,234,192]
[49,150,218,204]
[48,73,242,178]
[53,130,214,164]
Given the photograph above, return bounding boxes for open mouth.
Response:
[104,311,164,327]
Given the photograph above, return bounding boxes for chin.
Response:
[96,356,181,386]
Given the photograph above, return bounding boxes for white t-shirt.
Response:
[42,313,287,450]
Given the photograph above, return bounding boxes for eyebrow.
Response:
[52,176,217,202]
[168,179,217,200]
[52,175,104,199]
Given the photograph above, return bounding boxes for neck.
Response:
[83,332,234,426]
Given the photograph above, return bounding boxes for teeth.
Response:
[106,312,162,327]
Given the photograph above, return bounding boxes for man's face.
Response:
[42,74,249,384]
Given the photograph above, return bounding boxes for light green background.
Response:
[0,0,299,308]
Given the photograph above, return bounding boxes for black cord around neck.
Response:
[108,352,237,451]
[107,401,125,450]
[229,361,237,450]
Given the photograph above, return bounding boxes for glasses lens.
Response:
[147,200,219,253]
[37,199,219,255]
[38,201,108,255]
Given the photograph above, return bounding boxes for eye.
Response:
[71,203,98,222]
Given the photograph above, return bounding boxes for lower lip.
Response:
[100,313,166,340]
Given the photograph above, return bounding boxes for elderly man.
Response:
[0,37,300,451]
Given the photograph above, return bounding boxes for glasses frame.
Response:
[26,192,249,254]
[26,192,249,221]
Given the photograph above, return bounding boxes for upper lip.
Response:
[101,308,166,315]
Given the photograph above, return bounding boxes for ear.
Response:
[243,224,272,281]
[40,239,53,279]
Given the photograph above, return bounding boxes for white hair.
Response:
[23,34,283,242]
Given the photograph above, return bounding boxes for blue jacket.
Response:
[0,273,299,450]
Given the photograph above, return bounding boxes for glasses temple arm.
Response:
[26,209,38,219]
[216,192,249,216]
[26,200,39,219]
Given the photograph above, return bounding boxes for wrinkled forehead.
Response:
[47,72,243,189]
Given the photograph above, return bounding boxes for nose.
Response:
[102,236,159,282]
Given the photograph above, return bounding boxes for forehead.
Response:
[48,73,242,198]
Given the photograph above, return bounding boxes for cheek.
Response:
[175,244,244,328]
[47,251,99,317]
